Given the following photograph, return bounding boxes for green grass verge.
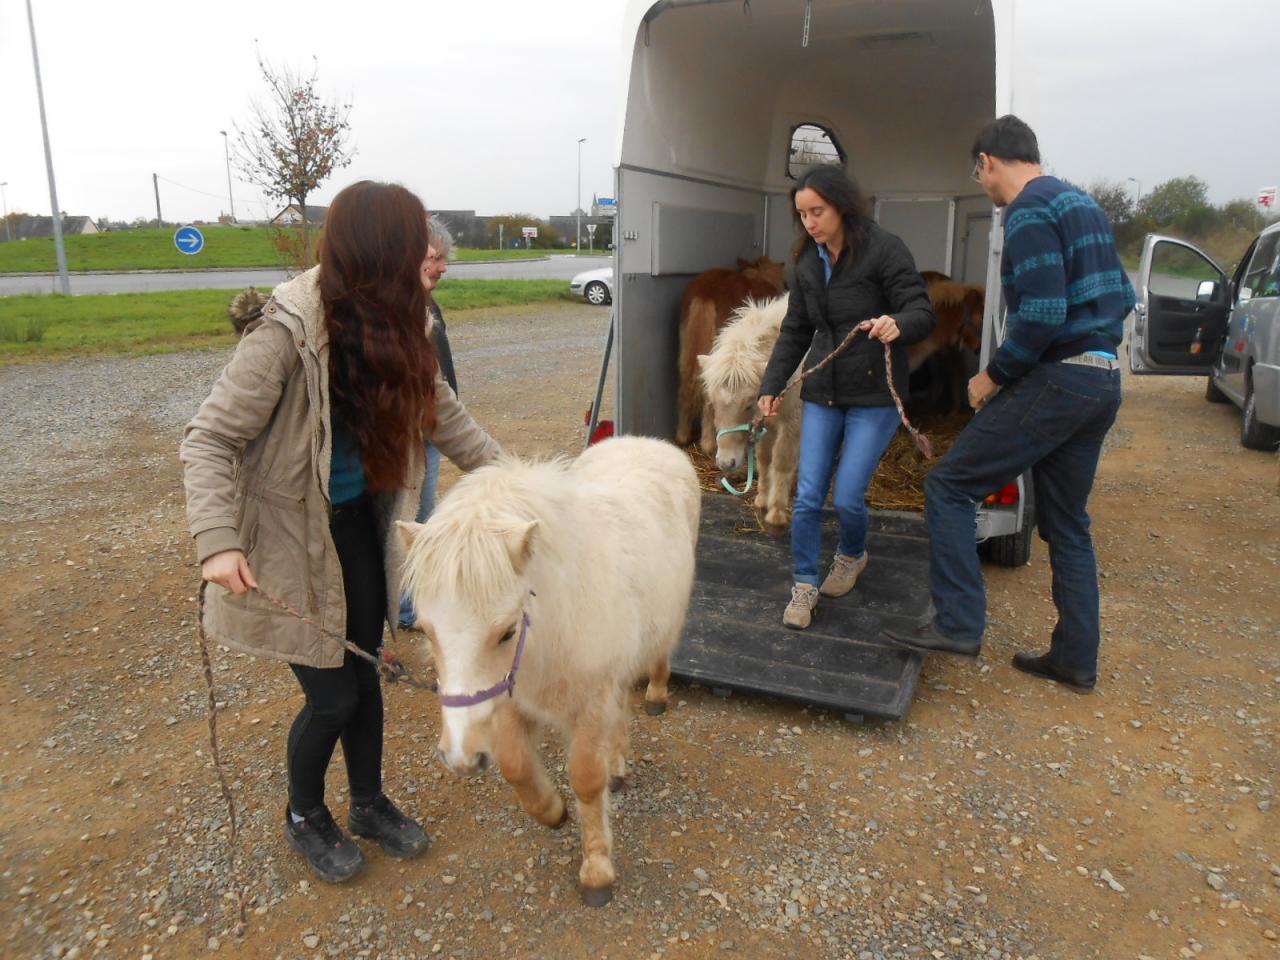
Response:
[0,226,606,273]
[0,280,576,361]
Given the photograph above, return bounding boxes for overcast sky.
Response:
[2,0,1276,225]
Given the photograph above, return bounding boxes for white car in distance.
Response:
[569,267,613,306]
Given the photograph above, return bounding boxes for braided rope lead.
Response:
[757,325,934,459]
[196,581,248,934]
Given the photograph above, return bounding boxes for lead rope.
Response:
[196,581,248,935]
[757,327,934,458]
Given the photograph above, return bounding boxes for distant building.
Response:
[269,204,329,227]
[432,210,488,249]
[3,214,98,242]
[591,194,618,218]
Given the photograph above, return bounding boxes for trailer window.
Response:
[788,124,845,179]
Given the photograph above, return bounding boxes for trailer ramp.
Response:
[675,494,929,721]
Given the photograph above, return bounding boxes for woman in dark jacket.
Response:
[758,165,935,630]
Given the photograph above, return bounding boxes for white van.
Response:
[593,0,1023,718]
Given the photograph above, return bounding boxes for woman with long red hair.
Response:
[181,181,500,883]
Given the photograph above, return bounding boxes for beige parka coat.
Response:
[180,267,500,668]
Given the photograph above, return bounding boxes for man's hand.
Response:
[968,370,999,411]
[757,395,781,418]
[201,549,258,595]
[860,315,900,343]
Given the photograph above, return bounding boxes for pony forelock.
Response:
[400,454,571,615]
[699,295,789,402]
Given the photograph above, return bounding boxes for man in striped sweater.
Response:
[883,115,1132,694]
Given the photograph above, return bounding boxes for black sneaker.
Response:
[284,804,365,882]
[348,794,430,859]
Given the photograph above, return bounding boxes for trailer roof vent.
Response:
[855,30,936,51]
[788,123,845,179]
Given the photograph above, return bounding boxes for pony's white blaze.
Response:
[396,438,699,904]
[698,294,801,531]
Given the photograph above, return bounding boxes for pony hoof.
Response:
[550,806,571,830]
[580,884,614,907]
[644,700,667,716]
[608,775,627,793]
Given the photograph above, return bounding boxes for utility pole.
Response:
[498,222,503,251]
[576,137,586,252]
[26,0,69,294]
[219,130,236,222]
[153,173,162,227]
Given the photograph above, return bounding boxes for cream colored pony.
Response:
[397,437,700,907]
[697,294,801,532]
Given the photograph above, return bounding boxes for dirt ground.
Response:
[1,301,1277,960]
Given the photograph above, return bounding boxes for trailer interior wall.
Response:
[615,0,1004,438]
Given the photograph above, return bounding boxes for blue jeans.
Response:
[924,362,1121,676]
[792,402,902,586]
[398,443,441,627]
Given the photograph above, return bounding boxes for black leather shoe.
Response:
[284,804,364,882]
[880,616,980,657]
[1011,651,1096,693]
[348,794,430,859]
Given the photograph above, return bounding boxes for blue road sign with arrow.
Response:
[174,225,205,256]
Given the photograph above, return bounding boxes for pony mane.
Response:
[698,294,789,396]
[926,280,982,311]
[402,454,572,613]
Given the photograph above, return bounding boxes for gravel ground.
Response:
[1,302,1277,960]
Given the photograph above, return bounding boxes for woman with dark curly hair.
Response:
[180,181,501,883]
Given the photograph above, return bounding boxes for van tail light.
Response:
[983,482,1019,506]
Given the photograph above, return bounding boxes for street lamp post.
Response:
[576,137,586,252]
[219,130,236,223]
[25,0,69,294]
[0,182,10,243]
[1127,176,1142,206]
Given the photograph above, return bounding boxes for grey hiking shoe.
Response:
[819,551,867,597]
[783,583,820,630]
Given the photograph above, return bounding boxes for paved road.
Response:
[0,255,613,296]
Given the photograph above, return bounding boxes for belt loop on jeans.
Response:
[1059,353,1120,371]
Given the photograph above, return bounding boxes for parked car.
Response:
[1130,224,1280,450]
[569,267,612,305]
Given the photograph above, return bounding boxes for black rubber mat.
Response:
[673,493,928,720]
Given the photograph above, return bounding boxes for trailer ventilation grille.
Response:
[855,31,936,51]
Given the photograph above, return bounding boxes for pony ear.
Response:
[736,256,750,270]
[498,519,539,574]
[394,520,424,549]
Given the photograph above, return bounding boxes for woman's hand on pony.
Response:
[202,549,258,595]
[860,315,900,343]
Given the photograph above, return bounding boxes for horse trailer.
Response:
[596,0,1025,719]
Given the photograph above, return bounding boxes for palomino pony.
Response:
[397,437,700,906]
[676,256,787,454]
[697,294,801,533]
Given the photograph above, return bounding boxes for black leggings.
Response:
[286,495,386,813]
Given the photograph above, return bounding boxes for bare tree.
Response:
[233,51,354,267]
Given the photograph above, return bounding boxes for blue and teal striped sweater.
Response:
[988,176,1135,385]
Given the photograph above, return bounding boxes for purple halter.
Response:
[435,610,531,708]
